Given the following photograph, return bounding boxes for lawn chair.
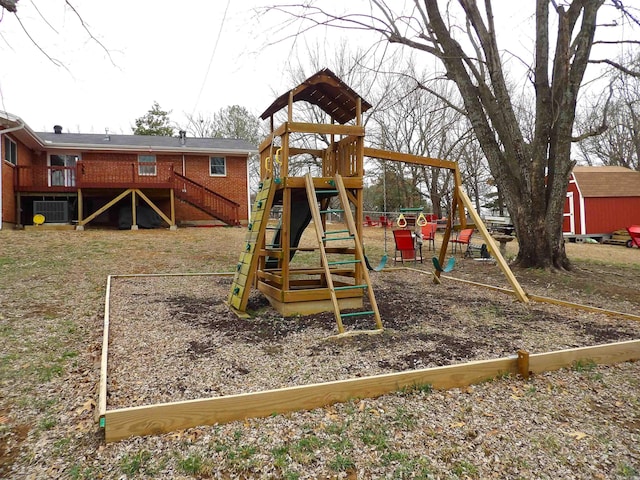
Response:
[364,215,379,227]
[393,229,422,265]
[379,215,390,227]
[450,228,474,256]
[420,222,438,251]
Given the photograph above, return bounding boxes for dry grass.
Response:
[1,225,639,479]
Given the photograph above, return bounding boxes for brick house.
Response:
[1,112,255,230]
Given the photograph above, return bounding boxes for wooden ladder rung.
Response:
[334,284,367,291]
[327,259,361,265]
[341,310,375,318]
[323,236,354,242]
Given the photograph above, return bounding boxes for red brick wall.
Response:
[2,160,15,224]
[183,155,248,220]
[2,134,40,225]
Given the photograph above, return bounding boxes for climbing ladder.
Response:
[228,178,276,312]
[304,173,383,335]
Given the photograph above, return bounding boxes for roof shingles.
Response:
[573,166,640,197]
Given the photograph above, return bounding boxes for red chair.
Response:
[420,223,437,251]
[364,215,379,227]
[379,216,390,227]
[393,229,422,265]
[450,228,474,255]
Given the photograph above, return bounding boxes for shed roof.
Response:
[572,166,640,197]
[260,68,372,125]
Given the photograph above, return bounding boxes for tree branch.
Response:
[15,13,66,69]
[64,1,116,67]
[589,58,640,78]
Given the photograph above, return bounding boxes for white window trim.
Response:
[209,156,227,177]
[4,136,17,165]
[138,154,157,176]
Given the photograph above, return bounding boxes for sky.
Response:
[0,0,312,134]
[0,1,634,136]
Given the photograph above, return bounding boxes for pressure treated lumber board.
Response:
[104,356,517,442]
[103,340,640,442]
[529,339,640,372]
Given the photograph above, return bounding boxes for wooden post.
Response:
[77,189,84,230]
[281,188,291,293]
[517,350,530,379]
[457,187,528,303]
[169,188,176,229]
[16,192,22,228]
[131,190,138,230]
[454,167,466,229]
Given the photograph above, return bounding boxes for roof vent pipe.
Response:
[53,125,63,134]
[179,130,186,145]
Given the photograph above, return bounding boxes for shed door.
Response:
[563,192,575,235]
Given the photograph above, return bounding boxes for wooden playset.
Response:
[227,69,526,334]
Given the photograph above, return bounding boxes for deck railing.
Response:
[15,165,78,192]
[76,161,175,188]
[173,172,240,225]
[15,161,176,191]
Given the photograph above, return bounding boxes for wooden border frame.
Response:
[99,271,640,442]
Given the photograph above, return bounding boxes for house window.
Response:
[4,137,17,165]
[210,156,226,176]
[49,154,78,187]
[138,154,157,176]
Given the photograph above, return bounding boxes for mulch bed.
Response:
[106,266,640,409]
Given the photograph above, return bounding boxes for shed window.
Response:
[4,137,17,165]
[210,156,226,176]
[138,154,157,176]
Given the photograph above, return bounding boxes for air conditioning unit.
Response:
[33,201,69,223]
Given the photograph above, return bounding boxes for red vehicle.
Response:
[627,226,640,248]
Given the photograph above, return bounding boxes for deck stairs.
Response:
[304,173,383,335]
[172,171,240,226]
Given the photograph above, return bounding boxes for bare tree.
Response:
[369,65,473,217]
[1,0,113,66]
[266,1,640,269]
[576,51,640,170]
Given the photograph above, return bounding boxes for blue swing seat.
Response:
[432,256,455,273]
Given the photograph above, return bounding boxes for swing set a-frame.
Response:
[228,69,527,335]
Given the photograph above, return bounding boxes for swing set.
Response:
[228,68,527,337]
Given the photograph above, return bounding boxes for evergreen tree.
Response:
[133,101,175,136]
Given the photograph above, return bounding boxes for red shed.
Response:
[564,166,640,237]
